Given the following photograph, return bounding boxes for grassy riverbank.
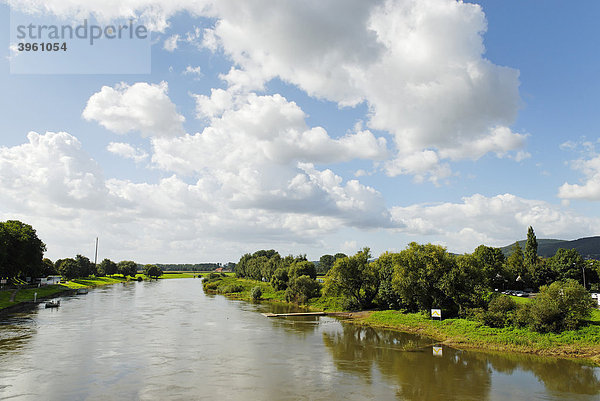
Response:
[0,273,200,311]
[353,311,600,364]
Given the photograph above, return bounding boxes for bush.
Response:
[529,280,594,333]
[285,275,321,304]
[203,280,221,291]
[218,283,244,294]
[251,286,263,301]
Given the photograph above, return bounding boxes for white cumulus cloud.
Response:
[82,81,185,137]
[106,142,148,163]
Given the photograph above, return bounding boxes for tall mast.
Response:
[94,237,98,266]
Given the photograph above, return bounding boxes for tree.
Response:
[390,243,485,315]
[524,226,538,268]
[270,267,289,291]
[549,248,585,284]
[318,254,335,274]
[118,260,138,277]
[40,258,57,277]
[285,275,321,304]
[288,260,317,280]
[324,248,379,310]
[529,280,594,332]
[75,254,95,277]
[472,245,506,289]
[144,264,163,279]
[99,258,118,276]
[505,242,527,288]
[0,220,46,280]
[58,258,79,280]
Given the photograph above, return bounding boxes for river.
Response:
[0,279,598,400]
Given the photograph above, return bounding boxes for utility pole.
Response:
[94,237,98,267]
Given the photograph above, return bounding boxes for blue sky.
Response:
[1,0,600,263]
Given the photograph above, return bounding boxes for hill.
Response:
[500,236,600,259]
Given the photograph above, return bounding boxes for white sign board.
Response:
[433,346,443,356]
[0,279,6,284]
[431,309,442,318]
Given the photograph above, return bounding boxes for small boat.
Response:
[76,288,88,294]
[45,300,60,308]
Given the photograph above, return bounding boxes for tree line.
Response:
[235,227,599,333]
[0,220,165,282]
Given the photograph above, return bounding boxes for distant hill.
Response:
[500,236,600,260]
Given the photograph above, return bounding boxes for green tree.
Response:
[289,260,317,280]
[524,226,538,268]
[549,248,585,284]
[472,245,506,289]
[58,258,79,280]
[40,258,57,277]
[285,275,321,304]
[529,280,594,332]
[390,243,485,315]
[0,220,46,280]
[118,260,138,277]
[324,248,379,309]
[318,254,335,274]
[99,258,118,276]
[144,264,163,279]
[270,267,289,291]
[75,254,95,277]
[505,242,527,288]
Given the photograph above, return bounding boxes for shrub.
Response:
[251,286,263,301]
[529,280,594,333]
[285,275,321,304]
[203,280,221,291]
[218,283,244,294]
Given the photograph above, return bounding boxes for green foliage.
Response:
[390,243,486,315]
[505,242,527,288]
[548,248,585,284]
[373,252,402,309]
[285,275,321,304]
[529,280,594,333]
[482,295,517,328]
[270,267,289,291]
[144,264,163,279]
[472,245,506,289]
[324,248,379,309]
[117,260,138,278]
[218,283,244,294]
[0,220,46,280]
[288,260,317,280]
[57,258,79,280]
[524,226,538,268]
[40,258,57,277]
[75,254,95,277]
[318,254,335,274]
[250,286,263,301]
[99,258,118,276]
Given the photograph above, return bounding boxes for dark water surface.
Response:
[0,279,598,400]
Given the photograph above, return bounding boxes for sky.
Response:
[1,0,600,264]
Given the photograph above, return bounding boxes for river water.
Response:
[0,279,598,400]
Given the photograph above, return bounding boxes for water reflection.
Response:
[323,323,600,400]
[477,352,600,395]
[323,324,491,400]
